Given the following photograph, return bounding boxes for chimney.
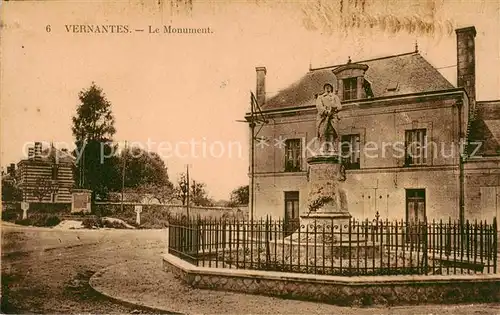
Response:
[7,163,15,177]
[456,26,476,109]
[255,66,266,107]
[28,147,35,159]
[34,142,42,159]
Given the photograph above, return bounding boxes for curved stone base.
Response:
[163,253,500,307]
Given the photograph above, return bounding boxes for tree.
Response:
[71,82,120,199]
[120,147,172,189]
[1,177,22,201]
[174,173,213,206]
[190,180,213,206]
[174,173,189,205]
[230,185,249,205]
[32,178,56,202]
[119,147,176,204]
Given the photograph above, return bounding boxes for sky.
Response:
[1,0,499,200]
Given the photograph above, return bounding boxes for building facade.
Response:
[16,142,75,203]
[247,26,500,225]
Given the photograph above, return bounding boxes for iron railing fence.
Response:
[168,216,497,276]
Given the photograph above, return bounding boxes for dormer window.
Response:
[343,78,357,101]
[332,63,369,101]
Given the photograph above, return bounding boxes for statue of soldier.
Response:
[315,83,342,153]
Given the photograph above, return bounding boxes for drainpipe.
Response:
[457,98,465,235]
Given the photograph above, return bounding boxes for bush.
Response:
[82,217,103,229]
[2,211,19,222]
[13,213,62,227]
[101,220,128,229]
[44,215,61,227]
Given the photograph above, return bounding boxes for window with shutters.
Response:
[405,129,427,166]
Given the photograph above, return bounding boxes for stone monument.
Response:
[71,189,92,214]
[288,83,357,244]
[135,205,143,225]
[21,201,29,220]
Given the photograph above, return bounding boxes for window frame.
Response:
[284,138,302,172]
[341,134,361,169]
[404,129,428,166]
[343,77,358,101]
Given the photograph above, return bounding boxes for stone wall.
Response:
[93,202,248,228]
[94,202,248,219]
[163,253,500,307]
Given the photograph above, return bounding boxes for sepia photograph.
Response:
[1,0,499,314]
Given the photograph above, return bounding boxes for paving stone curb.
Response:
[89,262,182,314]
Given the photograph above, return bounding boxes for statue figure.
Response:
[316,83,342,153]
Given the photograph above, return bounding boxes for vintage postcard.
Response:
[1,0,499,314]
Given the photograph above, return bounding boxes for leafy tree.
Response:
[1,177,23,201]
[72,82,116,142]
[230,185,249,205]
[120,147,172,188]
[71,82,120,199]
[117,146,175,203]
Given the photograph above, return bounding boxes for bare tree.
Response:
[33,178,56,202]
[174,173,189,205]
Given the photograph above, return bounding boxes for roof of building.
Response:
[469,100,500,156]
[262,52,455,110]
[20,146,76,165]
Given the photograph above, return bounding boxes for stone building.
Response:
[246,26,499,225]
[16,142,75,203]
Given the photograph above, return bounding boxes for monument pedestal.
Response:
[286,153,365,245]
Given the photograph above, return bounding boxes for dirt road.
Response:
[1,223,170,314]
[2,223,500,314]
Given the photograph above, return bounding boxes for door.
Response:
[406,189,426,222]
[284,191,300,236]
[406,189,426,243]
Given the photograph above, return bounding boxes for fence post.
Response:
[494,217,498,273]
[422,217,428,274]
[266,215,270,267]
[166,221,170,254]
